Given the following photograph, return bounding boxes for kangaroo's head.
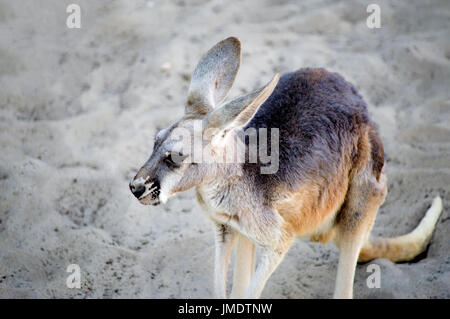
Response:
[129,37,279,205]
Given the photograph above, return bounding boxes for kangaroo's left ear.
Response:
[186,37,241,115]
[203,73,280,133]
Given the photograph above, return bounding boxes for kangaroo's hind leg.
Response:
[333,170,387,299]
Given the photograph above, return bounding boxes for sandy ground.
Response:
[0,0,449,298]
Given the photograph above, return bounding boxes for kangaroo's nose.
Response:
[129,182,146,199]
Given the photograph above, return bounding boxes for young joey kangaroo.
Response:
[129,37,443,299]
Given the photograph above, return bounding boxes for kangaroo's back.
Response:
[245,68,375,196]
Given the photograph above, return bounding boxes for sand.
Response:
[0,0,449,298]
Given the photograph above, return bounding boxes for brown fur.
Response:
[275,123,378,243]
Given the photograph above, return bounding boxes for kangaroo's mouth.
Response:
[138,179,161,205]
[139,194,161,206]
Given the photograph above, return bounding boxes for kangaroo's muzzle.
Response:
[129,176,161,205]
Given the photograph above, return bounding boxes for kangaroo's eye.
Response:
[164,151,186,166]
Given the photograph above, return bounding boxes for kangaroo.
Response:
[129,37,443,299]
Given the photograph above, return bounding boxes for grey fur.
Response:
[186,37,241,114]
[242,68,374,204]
[203,73,280,131]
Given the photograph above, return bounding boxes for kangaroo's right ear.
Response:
[203,73,280,134]
[186,37,241,115]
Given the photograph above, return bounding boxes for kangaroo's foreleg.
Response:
[244,237,293,299]
[214,223,236,298]
[241,206,293,299]
[241,208,293,299]
[230,234,255,298]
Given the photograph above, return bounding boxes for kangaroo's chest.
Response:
[195,184,241,227]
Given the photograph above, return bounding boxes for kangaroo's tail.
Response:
[359,196,443,262]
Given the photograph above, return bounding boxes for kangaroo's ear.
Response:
[203,73,280,132]
[186,37,241,115]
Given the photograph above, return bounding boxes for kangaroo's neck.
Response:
[196,166,252,215]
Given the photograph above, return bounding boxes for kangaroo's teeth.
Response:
[139,185,158,200]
